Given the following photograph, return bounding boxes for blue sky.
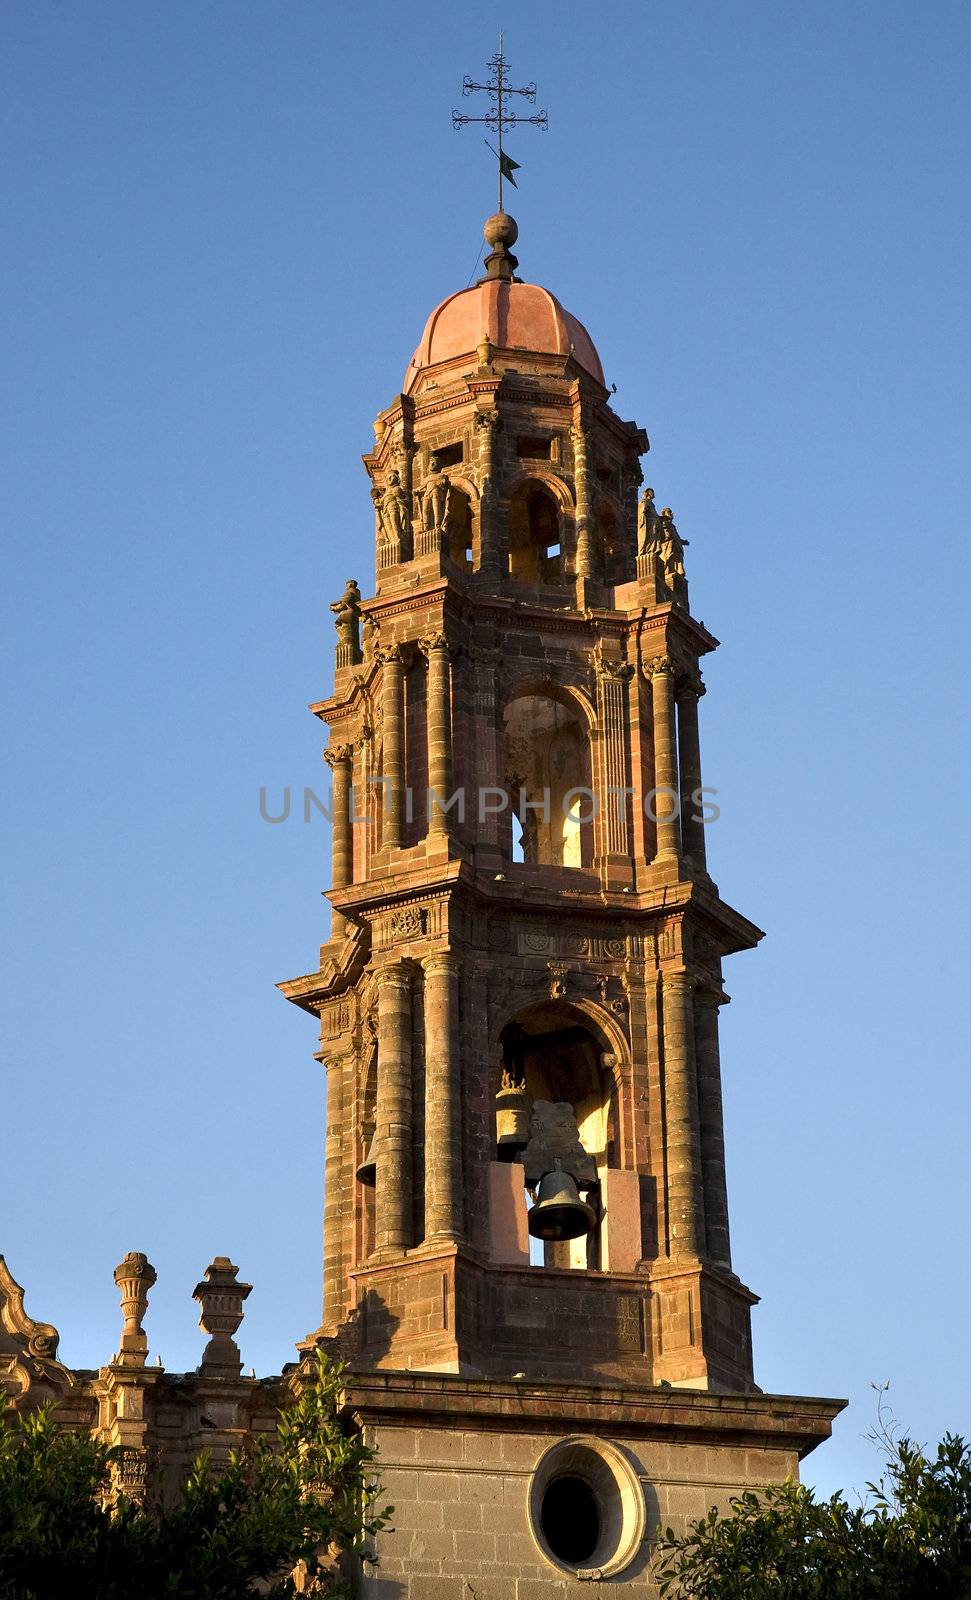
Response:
[2,1,969,1500]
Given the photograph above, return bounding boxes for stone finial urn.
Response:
[495,1073,530,1161]
[192,1257,252,1375]
[113,1252,157,1368]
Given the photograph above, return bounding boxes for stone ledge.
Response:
[344,1369,846,1460]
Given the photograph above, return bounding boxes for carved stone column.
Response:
[677,673,708,870]
[419,633,454,838]
[571,423,593,579]
[324,743,353,938]
[322,1054,345,1327]
[474,407,503,584]
[472,644,503,854]
[661,972,705,1258]
[595,657,634,864]
[376,645,405,850]
[693,989,732,1268]
[374,963,413,1254]
[422,952,463,1241]
[647,655,681,863]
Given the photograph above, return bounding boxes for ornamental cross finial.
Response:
[452,33,548,212]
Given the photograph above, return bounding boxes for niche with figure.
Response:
[504,690,593,868]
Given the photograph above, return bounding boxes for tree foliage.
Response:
[0,1351,392,1600]
[654,1425,971,1600]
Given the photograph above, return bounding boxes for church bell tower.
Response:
[281,201,841,1592]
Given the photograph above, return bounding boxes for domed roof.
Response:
[404,278,605,392]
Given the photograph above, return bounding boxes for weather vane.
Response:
[452,33,548,212]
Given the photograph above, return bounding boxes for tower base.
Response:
[345,1370,845,1597]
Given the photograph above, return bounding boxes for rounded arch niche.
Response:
[499,1000,620,1270]
[507,476,571,584]
[503,686,594,868]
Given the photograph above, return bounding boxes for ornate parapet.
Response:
[0,1255,74,1408]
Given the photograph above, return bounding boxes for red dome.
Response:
[404,277,605,392]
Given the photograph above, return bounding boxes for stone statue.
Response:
[329,578,361,654]
[373,469,409,546]
[658,506,689,582]
[636,486,660,554]
[421,471,452,535]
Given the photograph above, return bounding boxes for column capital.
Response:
[474,406,503,432]
[421,950,462,978]
[693,983,729,1010]
[376,962,412,993]
[323,742,353,768]
[418,630,454,659]
[374,642,404,667]
[644,652,674,678]
[675,669,706,702]
[595,655,635,683]
[661,969,697,993]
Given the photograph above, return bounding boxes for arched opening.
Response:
[499,1007,614,1270]
[504,691,593,868]
[508,481,563,584]
[597,503,628,585]
[355,1046,378,1263]
[445,485,474,570]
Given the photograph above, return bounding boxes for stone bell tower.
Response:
[280,211,842,1594]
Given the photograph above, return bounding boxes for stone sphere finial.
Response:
[483,211,519,249]
[481,212,520,284]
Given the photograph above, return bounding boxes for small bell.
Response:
[356,1131,377,1187]
[495,1074,530,1160]
[527,1162,597,1243]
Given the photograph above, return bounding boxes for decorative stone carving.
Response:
[676,668,706,702]
[547,961,569,999]
[373,470,410,546]
[374,641,404,668]
[420,473,452,537]
[594,649,635,682]
[597,974,628,1016]
[388,906,427,940]
[323,742,352,769]
[417,630,452,658]
[657,506,689,585]
[329,579,362,667]
[193,1258,252,1376]
[0,1256,72,1405]
[636,486,659,554]
[113,1447,149,1507]
[644,652,673,678]
[113,1252,157,1368]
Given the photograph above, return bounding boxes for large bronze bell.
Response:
[356,1131,377,1187]
[527,1162,597,1242]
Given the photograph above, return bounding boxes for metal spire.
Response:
[452,33,548,212]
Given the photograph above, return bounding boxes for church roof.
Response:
[404,276,606,392]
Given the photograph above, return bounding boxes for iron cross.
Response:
[452,34,548,212]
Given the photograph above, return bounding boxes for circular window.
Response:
[541,1475,601,1565]
[528,1436,646,1579]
